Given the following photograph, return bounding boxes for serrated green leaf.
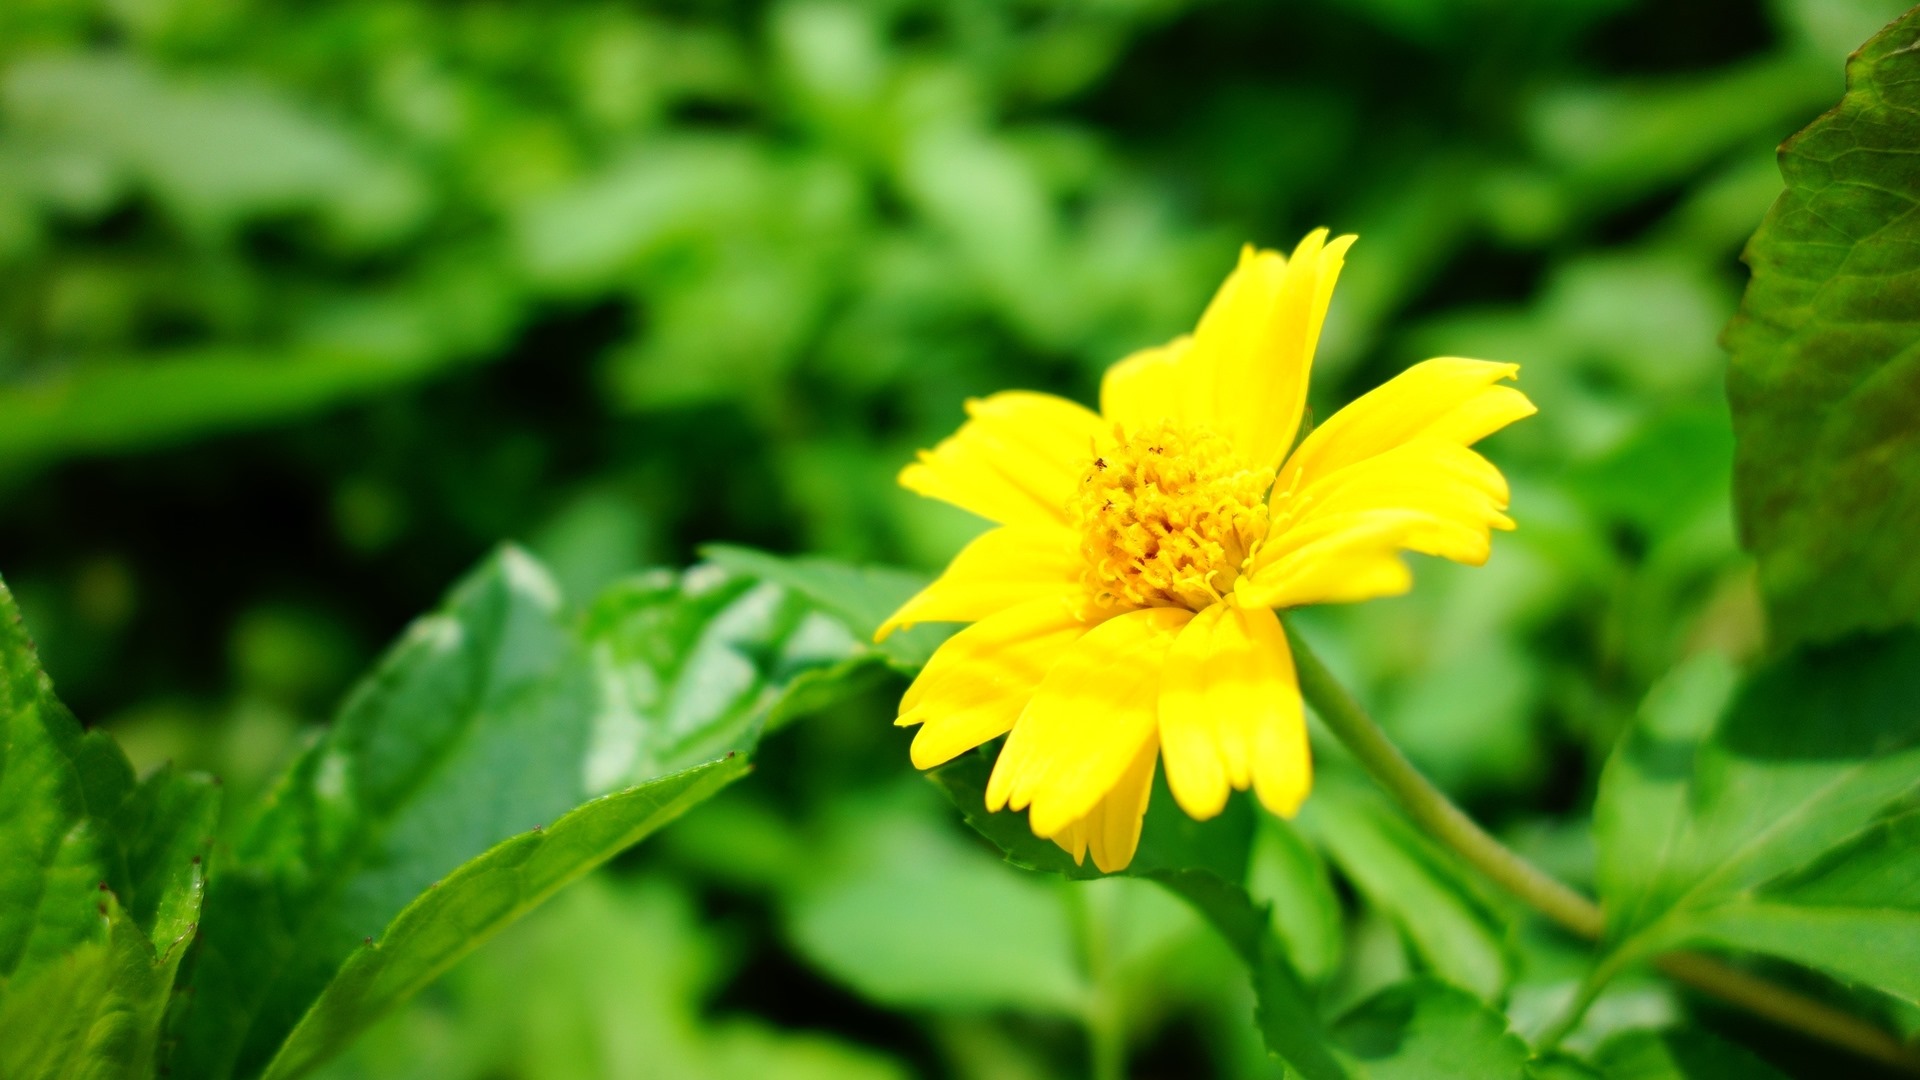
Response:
[0,576,215,1080]
[1592,634,1920,998]
[259,756,746,1080]
[1331,978,1530,1080]
[1724,8,1920,647]
[1300,779,1511,1000]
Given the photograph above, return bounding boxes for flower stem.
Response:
[1284,624,1920,1073]
[1065,882,1128,1080]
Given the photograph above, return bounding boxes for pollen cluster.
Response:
[1070,422,1271,612]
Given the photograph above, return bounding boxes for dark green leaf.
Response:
[1724,8,1920,647]
[259,756,746,1080]
[169,548,604,1080]
[170,548,886,1079]
[1587,1027,1790,1079]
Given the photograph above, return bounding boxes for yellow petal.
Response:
[899,391,1106,527]
[1181,232,1356,474]
[985,606,1190,838]
[896,597,1094,770]
[878,524,1083,639]
[1053,731,1158,872]
[1254,440,1513,580]
[1237,511,1423,609]
[1099,336,1192,431]
[1240,359,1534,606]
[1158,599,1310,820]
[1276,357,1534,495]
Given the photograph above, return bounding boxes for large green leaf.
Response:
[0,576,216,1080]
[168,548,888,1080]
[1592,635,1920,997]
[1724,8,1920,647]
[259,757,746,1080]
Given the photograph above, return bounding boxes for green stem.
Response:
[1065,883,1127,1080]
[1285,624,1920,1074]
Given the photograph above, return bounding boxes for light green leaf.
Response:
[0,895,180,1080]
[1679,807,1920,1008]
[259,756,746,1080]
[927,751,1353,1078]
[1248,817,1345,987]
[581,561,887,786]
[1592,633,1920,997]
[1330,978,1530,1080]
[1723,8,1920,647]
[784,787,1087,1014]
[1300,779,1511,1000]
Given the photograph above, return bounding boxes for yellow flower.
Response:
[881,231,1535,872]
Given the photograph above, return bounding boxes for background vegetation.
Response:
[2,0,1915,1077]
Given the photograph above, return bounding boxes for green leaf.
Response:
[170,548,886,1079]
[783,786,1087,1014]
[1723,8,1920,647]
[1330,978,1530,1080]
[169,548,605,1079]
[1299,779,1511,1000]
[259,756,746,1080]
[927,750,1354,1078]
[700,543,946,667]
[1678,806,1920,1008]
[1592,634,1920,995]
[0,577,134,983]
[0,895,183,1080]
[1247,817,1345,986]
[580,561,889,785]
[1585,1027,1790,1078]
[0,577,215,1080]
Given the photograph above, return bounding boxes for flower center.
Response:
[1070,422,1271,612]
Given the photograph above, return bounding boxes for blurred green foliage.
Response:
[2,0,1915,1077]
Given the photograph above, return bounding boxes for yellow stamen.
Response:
[1069,422,1270,612]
